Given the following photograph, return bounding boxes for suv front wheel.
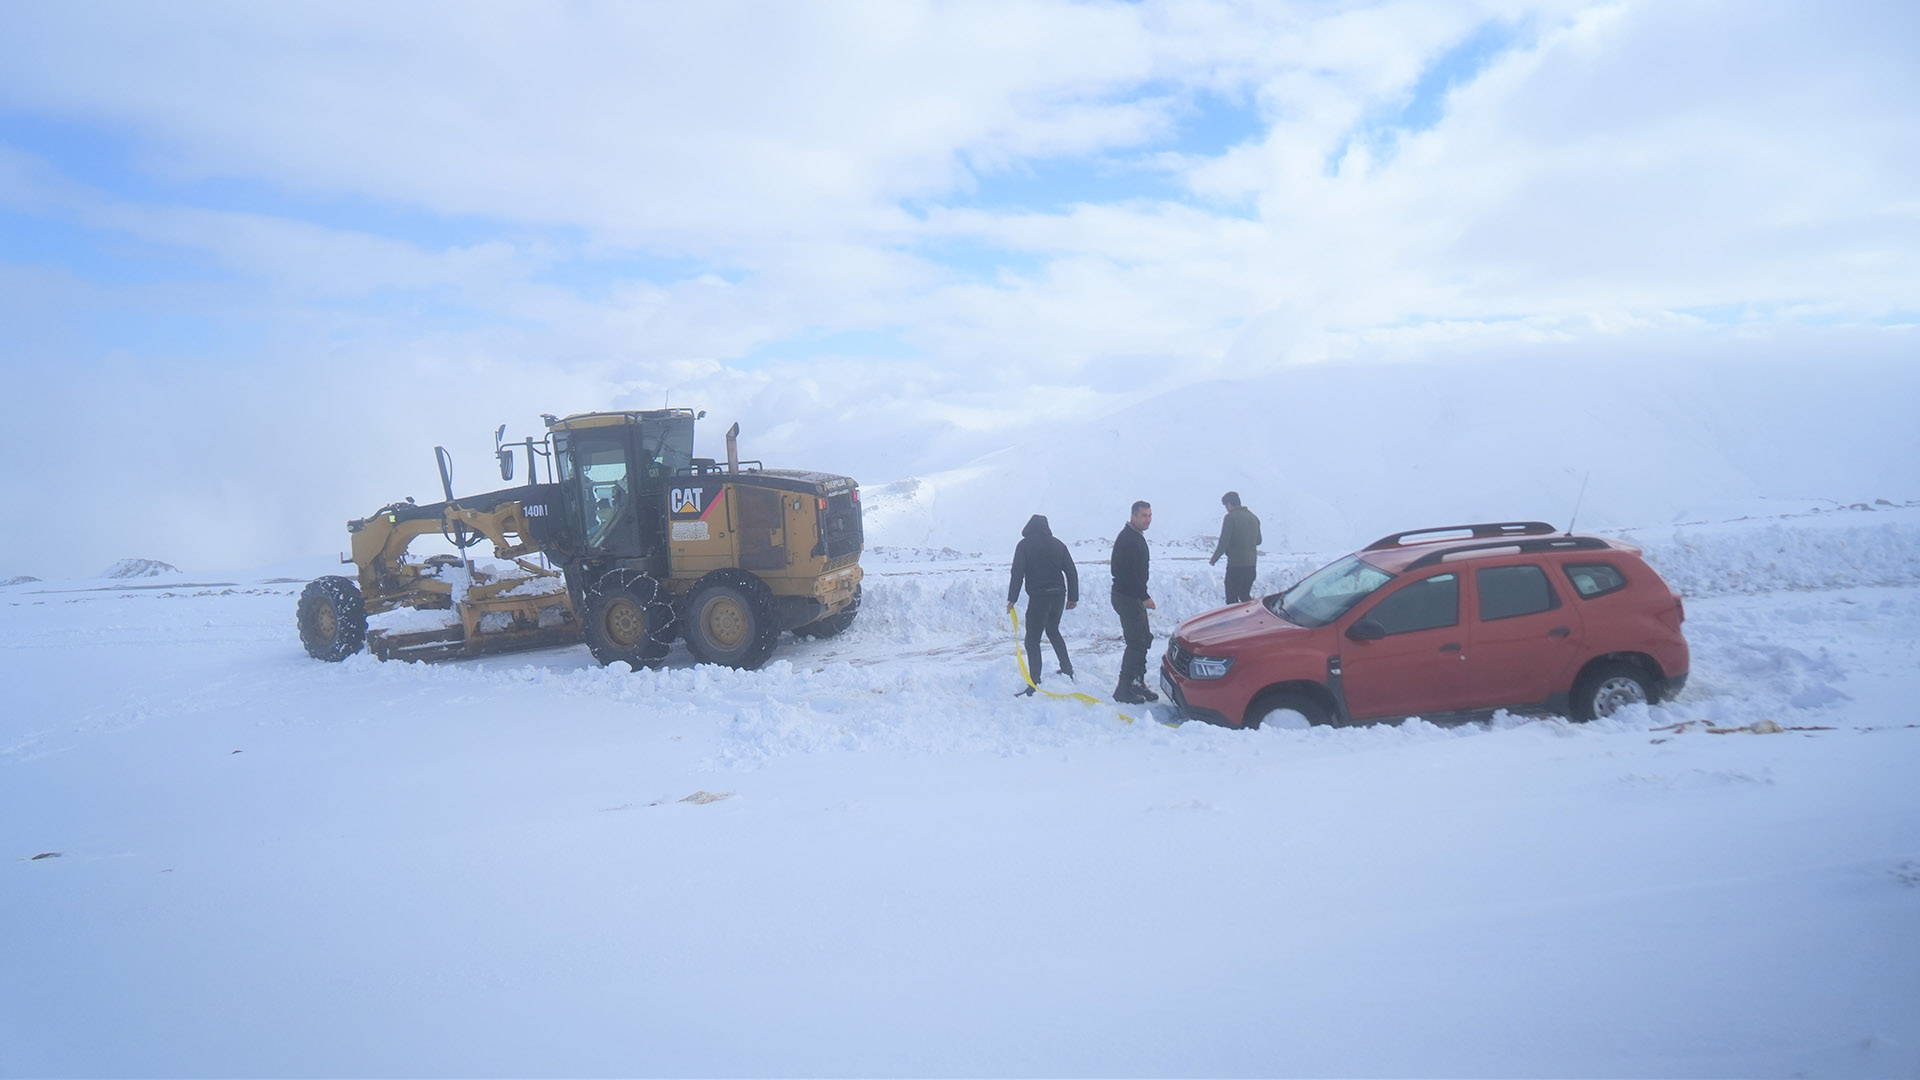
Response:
[1246,689,1331,730]
[1571,660,1655,722]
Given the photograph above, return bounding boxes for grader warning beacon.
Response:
[296,410,864,670]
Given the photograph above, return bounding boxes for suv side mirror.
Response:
[1346,618,1386,642]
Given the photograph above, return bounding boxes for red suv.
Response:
[1160,522,1689,728]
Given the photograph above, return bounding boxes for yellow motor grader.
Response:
[296,409,864,670]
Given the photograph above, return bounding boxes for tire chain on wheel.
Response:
[684,568,781,670]
[297,575,368,662]
[582,568,677,668]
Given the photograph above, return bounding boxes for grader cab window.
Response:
[638,415,695,480]
[571,441,632,550]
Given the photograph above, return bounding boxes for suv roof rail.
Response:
[1404,534,1611,570]
[1364,521,1557,551]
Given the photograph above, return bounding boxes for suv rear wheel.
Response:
[1572,660,1654,721]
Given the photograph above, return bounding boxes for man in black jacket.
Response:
[1109,500,1159,704]
[1008,514,1078,695]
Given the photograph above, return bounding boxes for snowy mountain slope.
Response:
[857,347,1920,559]
[4,512,1918,1076]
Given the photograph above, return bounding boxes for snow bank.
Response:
[1632,506,1920,596]
[856,509,1920,647]
[857,350,1920,561]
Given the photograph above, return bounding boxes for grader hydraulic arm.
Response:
[335,483,579,661]
[348,489,554,610]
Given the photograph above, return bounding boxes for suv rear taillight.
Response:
[1659,591,1686,631]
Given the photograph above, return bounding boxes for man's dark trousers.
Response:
[1024,589,1070,679]
[1225,565,1257,605]
[1111,588,1152,684]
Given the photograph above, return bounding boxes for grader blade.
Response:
[368,622,584,663]
[367,626,470,663]
[367,592,583,663]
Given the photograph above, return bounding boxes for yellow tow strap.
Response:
[1010,607,1144,725]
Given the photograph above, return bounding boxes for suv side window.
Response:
[1564,562,1628,599]
[1367,573,1458,635]
[1478,564,1560,620]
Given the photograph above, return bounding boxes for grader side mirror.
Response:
[434,446,457,503]
[494,423,514,481]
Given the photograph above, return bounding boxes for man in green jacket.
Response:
[1209,491,1263,605]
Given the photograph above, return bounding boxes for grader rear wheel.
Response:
[684,570,780,670]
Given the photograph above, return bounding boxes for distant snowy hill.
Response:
[101,558,180,578]
[857,348,1918,558]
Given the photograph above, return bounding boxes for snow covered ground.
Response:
[4,508,1919,1076]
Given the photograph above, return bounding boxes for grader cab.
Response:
[296,409,864,670]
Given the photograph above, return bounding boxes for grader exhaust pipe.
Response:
[726,422,740,473]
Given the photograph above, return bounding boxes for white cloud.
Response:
[0,1,1914,574]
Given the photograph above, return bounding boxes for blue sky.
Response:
[1332,18,1522,173]
[0,15,1511,343]
[0,78,1279,314]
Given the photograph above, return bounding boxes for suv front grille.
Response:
[1165,638,1194,678]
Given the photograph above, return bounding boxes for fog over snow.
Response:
[0,1,1915,576]
[2,2,1918,1077]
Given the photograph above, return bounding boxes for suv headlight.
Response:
[1188,655,1234,679]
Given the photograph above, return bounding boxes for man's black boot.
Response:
[1133,677,1160,703]
[1114,680,1143,704]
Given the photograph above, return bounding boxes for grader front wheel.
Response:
[297,576,368,662]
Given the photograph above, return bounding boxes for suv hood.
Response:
[1176,601,1306,652]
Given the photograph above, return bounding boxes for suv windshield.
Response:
[1268,554,1395,628]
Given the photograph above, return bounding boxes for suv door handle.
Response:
[1548,626,1571,638]
[1439,642,1461,652]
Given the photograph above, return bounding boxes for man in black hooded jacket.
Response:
[1007,514,1079,694]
